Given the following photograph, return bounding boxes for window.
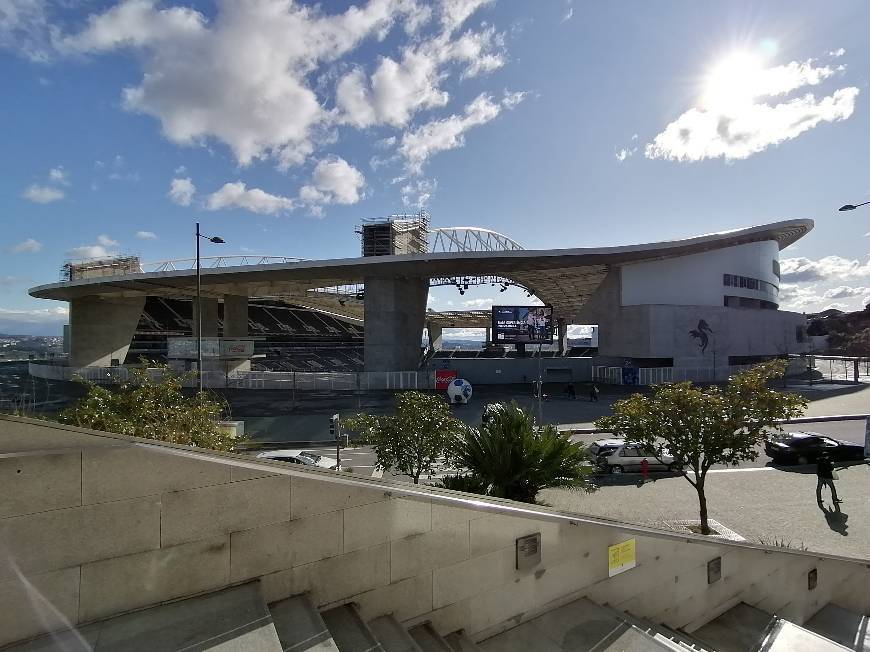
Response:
[620,446,640,457]
[772,259,781,279]
[723,274,732,286]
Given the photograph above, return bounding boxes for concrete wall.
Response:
[364,276,428,372]
[2,416,869,647]
[193,297,219,338]
[69,296,146,367]
[435,357,592,385]
[223,295,249,337]
[621,241,780,307]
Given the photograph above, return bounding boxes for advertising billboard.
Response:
[491,305,554,344]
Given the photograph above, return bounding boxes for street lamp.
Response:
[838,201,870,211]
[196,222,225,393]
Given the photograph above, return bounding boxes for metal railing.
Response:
[28,362,434,391]
[142,255,306,272]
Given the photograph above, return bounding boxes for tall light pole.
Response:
[196,222,225,394]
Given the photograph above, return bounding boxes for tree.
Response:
[450,402,592,503]
[343,391,466,484]
[60,364,237,451]
[596,360,806,534]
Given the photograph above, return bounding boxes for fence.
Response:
[593,359,811,386]
[28,362,434,392]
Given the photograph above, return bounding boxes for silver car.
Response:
[598,444,676,474]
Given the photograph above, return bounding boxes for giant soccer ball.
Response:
[447,378,473,404]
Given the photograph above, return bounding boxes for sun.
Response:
[702,51,766,112]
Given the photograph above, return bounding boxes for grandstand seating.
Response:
[127,297,364,372]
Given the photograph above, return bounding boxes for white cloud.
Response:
[96,234,118,247]
[398,91,525,174]
[67,245,113,259]
[823,285,869,299]
[615,134,638,161]
[174,165,187,174]
[168,177,196,206]
[60,0,429,169]
[646,54,858,162]
[461,297,493,309]
[335,2,504,128]
[135,230,157,240]
[206,182,296,215]
[0,306,69,323]
[561,8,573,23]
[299,157,365,205]
[48,166,68,185]
[401,178,437,207]
[780,255,870,283]
[10,238,42,253]
[0,0,54,62]
[22,184,64,203]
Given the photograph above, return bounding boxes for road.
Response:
[254,418,868,482]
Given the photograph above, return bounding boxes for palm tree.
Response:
[452,402,592,503]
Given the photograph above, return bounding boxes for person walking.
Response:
[816,452,842,505]
[589,382,599,402]
[640,458,650,484]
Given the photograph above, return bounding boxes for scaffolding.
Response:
[358,210,430,257]
[61,255,142,281]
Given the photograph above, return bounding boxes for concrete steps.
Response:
[6,581,283,651]
[320,604,383,652]
[692,601,861,652]
[9,580,868,652]
[408,623,453,652]
[269,593,340,651]
[444,631,483,652]
[804,603,870,651]
[368,615,423,652]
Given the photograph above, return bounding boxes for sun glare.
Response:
[702,51,766,112]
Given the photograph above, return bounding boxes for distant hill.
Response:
[808,306,870,356]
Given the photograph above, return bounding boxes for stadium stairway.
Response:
[8,581,868,651]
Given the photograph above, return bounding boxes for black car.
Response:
[765,432,865,465]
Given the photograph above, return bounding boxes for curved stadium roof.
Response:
[30,219,812,322]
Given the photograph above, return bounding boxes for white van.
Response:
[598,444,677,474]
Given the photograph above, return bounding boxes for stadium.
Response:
[28,214,813,388]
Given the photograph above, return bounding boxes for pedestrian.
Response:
[816,452,842,506]
[640,458,650,484]
[589,383,599,402]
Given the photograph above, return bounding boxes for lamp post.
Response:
[838,201,870,212]
[196,222,225,394]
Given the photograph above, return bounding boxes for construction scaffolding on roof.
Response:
[357,210,430,257]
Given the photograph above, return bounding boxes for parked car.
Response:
[587,438,625,462]
[598,443,677,474]
[256,449,341,470]
[764,433,865,466]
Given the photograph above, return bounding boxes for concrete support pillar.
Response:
[557,318,568,354]
[69,296,146,367]
[364,276,428,371]
[427,323,443,350]
[193,298,219,337]
[223,295,249,337]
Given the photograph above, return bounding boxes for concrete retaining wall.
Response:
[1,416,868,647]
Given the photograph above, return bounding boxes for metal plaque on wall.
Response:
[808,568,818,591]
[516,533,542,570]
[707,557,722,584]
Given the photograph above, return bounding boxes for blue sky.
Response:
[2,0,869,335]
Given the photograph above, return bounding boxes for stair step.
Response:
[320,604,383,652]
[367,615,422,652]
[444,631,482,652]
[692,602,775,652]
[760,618,852,651]
[408,623,452,652]
[8,581,282,652]
[804,603,870,651]
[269,593,339,651]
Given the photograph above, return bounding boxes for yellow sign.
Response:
[608,538,637,577]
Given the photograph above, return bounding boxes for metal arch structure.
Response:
[430,227,524,253]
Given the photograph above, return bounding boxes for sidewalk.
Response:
[541,462,870,560]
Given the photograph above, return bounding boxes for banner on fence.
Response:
[436,369,458,390]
